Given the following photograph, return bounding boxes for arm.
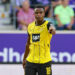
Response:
[69,17,74,26]
[49,25,56,35]
[55,15,63,27]
[17,12,28,27]
[19,20,28,27]
[23,34,30,69]
[67,16,74,30]
[54,7,63,27]
[47,22,56,35]
[67,8,74,30]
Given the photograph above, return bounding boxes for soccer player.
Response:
[23,5,56,75]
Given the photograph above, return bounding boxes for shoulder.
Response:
[55,5,62,9]
[28,21,35,34]
[67,6,74,11]
[18,9,23,15]
[47,22,54,30]
[19,9,23,12]
[29,8,34,13]
[29,21,35,25]
[54,5,62,13]
[28,21,35,28]
[47,22,54,26]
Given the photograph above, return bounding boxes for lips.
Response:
[36,17,41,19]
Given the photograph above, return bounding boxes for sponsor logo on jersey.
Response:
[32,34,40,42]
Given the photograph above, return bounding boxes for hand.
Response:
[22,26,28,31]
[22,60,26,69]
[48,26,56,35]
[25,22,29,26]
[58,24,63,27]
[67,25,72,30]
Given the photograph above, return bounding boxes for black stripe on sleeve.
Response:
[47,22,53,30]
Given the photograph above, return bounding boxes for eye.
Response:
[35,12,38,14]
[40,12,42,14]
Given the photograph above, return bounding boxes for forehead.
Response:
[22,1,29,6]
[34,8,44,12]
[63,0,69,2]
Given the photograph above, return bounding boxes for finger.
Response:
[48,30,52,33]
[23,65,25,69]
[23,63,25,68]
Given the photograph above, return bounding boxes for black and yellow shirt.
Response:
[26,21,52,64]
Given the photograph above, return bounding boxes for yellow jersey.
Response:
[26,21,52,64]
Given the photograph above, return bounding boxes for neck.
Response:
[62,4,67,8]
[23,9,29,13]
[35,19,44,26]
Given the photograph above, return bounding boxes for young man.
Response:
[23,5,56,75]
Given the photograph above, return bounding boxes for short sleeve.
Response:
[54,6,60,15]
[17,11,24,21]
[70,8,74,17]
[47,22,54,30]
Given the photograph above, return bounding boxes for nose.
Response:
[37,13,41,16]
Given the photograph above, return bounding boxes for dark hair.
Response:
[62,0,65,1]
[34,5,45,11]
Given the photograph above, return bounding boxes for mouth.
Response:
[36,17,41,19]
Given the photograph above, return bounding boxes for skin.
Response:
[18,0,30,30]
[62,0,69,7]
[23,34,30,68]
[22,0,30,12]
[22,8,56,69]
[52,0,62,7]
[56,0,74,30]
[62,0,74,30]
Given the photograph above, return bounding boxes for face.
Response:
[62,0,69,6]
[34,8,45,21]
[57,0,62,5]
[22,1,30,11]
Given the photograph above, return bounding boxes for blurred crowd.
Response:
[0,0,75,31]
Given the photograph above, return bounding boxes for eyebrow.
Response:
[34,8,44,11]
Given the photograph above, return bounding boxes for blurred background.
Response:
[0,0,75,75]
[0,0,75,30]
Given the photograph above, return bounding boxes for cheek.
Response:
[34,14,36,18]
[44,13,45,16]
[42,14,45,17]
[34,14,37,17]
[42,13,45,17]
[34,14,37,18]
[43,14,45,17]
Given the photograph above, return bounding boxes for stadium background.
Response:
[0,0,75,75]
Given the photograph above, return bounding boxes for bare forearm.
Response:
[22,43,30,68]
[56,15,62,26]
[19,20,28,26]
[23,44,29,61]
[69,17,74,26]
[23,34,30,61]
